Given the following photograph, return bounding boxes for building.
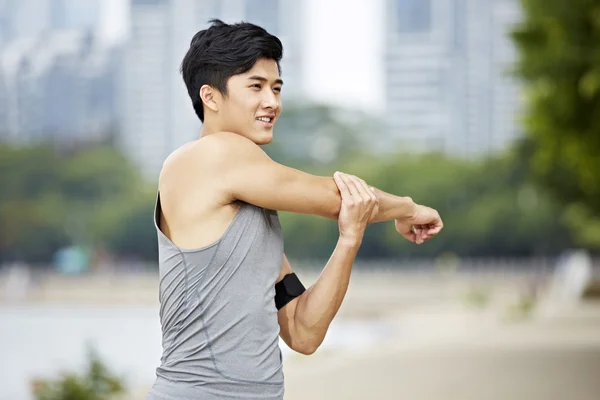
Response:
[0,32,119,145]
[384,0,523,157]
[0,0,114,145]
[0,0,100,44]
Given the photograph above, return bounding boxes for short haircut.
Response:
[180,19,284,122]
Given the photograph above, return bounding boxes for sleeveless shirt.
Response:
[146,194,285,399]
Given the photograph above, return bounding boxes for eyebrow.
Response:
[248,75,284,85]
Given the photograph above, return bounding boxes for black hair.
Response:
[180,19,283,122]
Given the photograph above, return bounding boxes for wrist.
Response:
[337,235,362,250]
[373,191,418,223]
[393,196,418,222]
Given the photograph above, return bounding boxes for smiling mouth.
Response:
[256,116,274,123]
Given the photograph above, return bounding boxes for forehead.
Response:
[239,58,280,80]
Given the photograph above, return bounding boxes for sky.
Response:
[97,0,386,116]
[303,0,385,115]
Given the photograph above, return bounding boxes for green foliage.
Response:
[0,143,154,264]
[60,146,139,202]
[263,103,376,168]
[511,0,600,247]
[91,190,158,260]
[0,144,68,261]
[31,346,126,400]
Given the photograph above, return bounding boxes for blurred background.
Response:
[1,0,600,399]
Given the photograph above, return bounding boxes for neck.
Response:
[199,119,220,138]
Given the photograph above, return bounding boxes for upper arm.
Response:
[197,132,341,219]
[276,254,301,349]
[276,253,293,283]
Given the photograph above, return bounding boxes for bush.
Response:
[31,346,126,400]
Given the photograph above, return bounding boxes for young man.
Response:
[146,20,443,400]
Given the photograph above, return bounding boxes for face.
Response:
[203,58,283,144]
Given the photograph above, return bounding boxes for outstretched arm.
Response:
[195,132,417,222]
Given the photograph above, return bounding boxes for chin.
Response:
[253,132,273,145]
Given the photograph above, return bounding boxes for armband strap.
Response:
[274,273,306,310]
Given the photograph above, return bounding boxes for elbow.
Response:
[294,340,320,356]
[291,331,324,355]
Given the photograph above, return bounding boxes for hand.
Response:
[395,204,443,245]
[333,172,379,245]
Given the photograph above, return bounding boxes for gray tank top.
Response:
[146,194,285,400]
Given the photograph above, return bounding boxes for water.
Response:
[0,305,390,400]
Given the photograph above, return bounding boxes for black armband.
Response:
[274,273,306,310]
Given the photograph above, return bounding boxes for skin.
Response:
[158,58,444,355]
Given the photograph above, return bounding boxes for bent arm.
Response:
[277,241,358,354]
[197,132,416,221]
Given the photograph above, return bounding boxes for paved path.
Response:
[283,301,600,400]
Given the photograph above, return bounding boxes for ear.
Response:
[200,84,219,113]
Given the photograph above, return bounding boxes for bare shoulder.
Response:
[172,132,270,192]
[156,136,248,249]
[158,132,266,203]
[158,141,199,188]
[160,134,238,178]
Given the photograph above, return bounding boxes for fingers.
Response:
[413,225,425,245]
[415,221,443,244]
[334,172,379,223]
[346,174,377,204]
[342,174,362,200]
[403,229,417,243]
[333,172,351,200]
[422,216,443,239]
[346,175,380,218]
[416,224,434,244]
[396,206,443,245]
[334,172,373,203]
[426,222,443,236]
[356,177,379,205]
[409,206,444,244]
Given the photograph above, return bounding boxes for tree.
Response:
[263,103,375,168]
[0,144,69,262]
[511,0,600,247]
[0,143,147,264]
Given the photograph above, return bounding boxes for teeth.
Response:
[257,117,272,123]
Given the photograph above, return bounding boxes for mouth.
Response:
[256,116,275,127]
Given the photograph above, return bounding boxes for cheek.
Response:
[230,96,255,117]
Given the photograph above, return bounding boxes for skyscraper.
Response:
[0,0,116,145]
[0,31,117,145]
[120,0,176,179]
[384,0,523,157]
[384,0,454,153]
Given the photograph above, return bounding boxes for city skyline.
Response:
[98,0,387,115]
[0,0,526,176]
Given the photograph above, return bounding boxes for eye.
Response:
[273,87,282,93]
[251,84,262,90]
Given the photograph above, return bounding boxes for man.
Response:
[146,20,443,400]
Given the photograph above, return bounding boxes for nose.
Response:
[261,90,280,111]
